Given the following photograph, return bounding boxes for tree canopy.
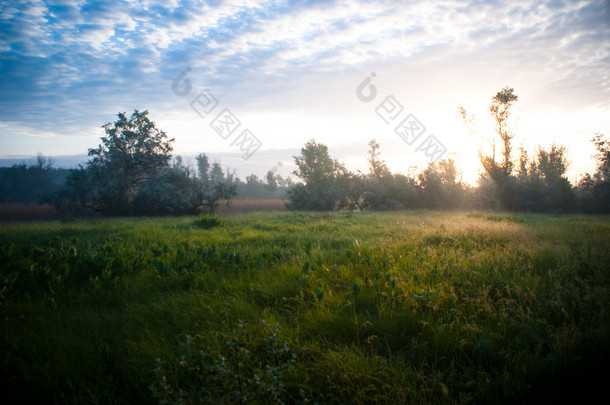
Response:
[56,110,237,215]
[287,139,351,210]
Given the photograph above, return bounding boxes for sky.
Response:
[1,0,609,184]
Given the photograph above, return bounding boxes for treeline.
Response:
[287,87,609,213]
[0,158,288,206]
[0,155,72,204]
[235,173,291,200]
[1,92,609,216]
[0,111,289,216]
[287,136,609,213]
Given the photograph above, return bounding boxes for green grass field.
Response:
[2,211,610,404]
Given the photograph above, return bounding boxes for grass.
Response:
[1,211,609,404]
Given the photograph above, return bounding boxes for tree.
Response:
[341,172,367,211]
[132,156,200,216]
[536,145,568,183]
[334,165,363,211]
[591,133,610,212]
[468,173,502,212]
[196,153,211,198]
[91,110,173,206]
[56,111,241,216]
[418,158,464,210]
[460,87,521,210]
[592,132,610,183]
[460,87,518,187]
[238,174,266,198]
[490,88,519,172]
[56,165,98,214]
[576,173,596,213]
[511,144,574,212]
[287,139,350,210]
[367,140,390,180]
[481,87,518,185]
[0,155,71,204]
[130,153,238,215]
[517,148,530,181]
[361,140,418,210]
[265,170,279,192]
[195,153,238,213]
[577,133,610,212]
[62,110,174,214]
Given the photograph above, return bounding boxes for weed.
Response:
[193,213,224,229]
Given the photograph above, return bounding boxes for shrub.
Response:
[193,213,224,229]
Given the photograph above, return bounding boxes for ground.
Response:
[1,210,609,403]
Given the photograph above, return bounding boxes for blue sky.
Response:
[1,0,609,183]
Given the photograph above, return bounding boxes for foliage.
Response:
[235,173,290,200]
[460,87,579,213]
[0,155,72,204]
[483,87,519,183]
[512,145,575,212]
[418,158,466,210]
[287,139,465,212]
[361,140,415,210]
[287,139,352,210]
[53,112,237,216]
[193,213,224,229]
[576,133,610,213]
[195,153,238,213]
[265,170,279,193]
[367,139,391,180]
[2,103,607,215]
[132,157,200,216]
[88,110,174,214]
[151,321,296,404]
[56,110,174,215]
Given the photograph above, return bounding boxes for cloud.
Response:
[0,120,57,138]
[0,0,608,180]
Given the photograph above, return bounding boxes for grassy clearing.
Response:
[1,211,609,403]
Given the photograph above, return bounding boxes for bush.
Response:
[132,166,200,216]
[193,213,224,229]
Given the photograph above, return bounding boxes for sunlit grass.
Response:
[1,211,609,403]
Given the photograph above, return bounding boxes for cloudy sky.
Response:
[1,0,609,183]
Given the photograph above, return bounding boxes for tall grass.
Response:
[1,211,609,403]
[217,198,288,213]
[0,203,62,221]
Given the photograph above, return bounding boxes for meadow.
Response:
[1,211,609,404]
